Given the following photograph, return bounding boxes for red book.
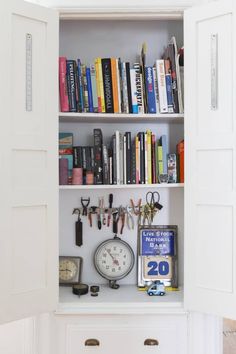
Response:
[151,134,156,184]
[59,57,69,112]
[177,140,184,183]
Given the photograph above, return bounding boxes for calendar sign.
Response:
[140,227,176,256]
[142,256,172,280]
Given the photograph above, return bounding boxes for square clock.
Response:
[59,256,82,286]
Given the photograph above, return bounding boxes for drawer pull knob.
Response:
[85,339,100,346]
[144,338,159,346]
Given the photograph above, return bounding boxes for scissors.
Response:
[145,191,162,223]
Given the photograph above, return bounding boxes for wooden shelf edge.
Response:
[59,183,184,190]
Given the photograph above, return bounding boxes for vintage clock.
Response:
[59,256,82,285]
[94,236,135,289]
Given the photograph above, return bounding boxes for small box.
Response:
[168,153,177,183]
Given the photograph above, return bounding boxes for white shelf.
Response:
[59,112,184,124]
[57,285,184,315]
[59,183,184,190]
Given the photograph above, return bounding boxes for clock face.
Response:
[94,238,135,281]
[59,259,78,282]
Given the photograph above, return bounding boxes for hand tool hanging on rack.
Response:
[72,208,83,247]
[81,197,90,216]
[130,198,142,225]
[107,193,113,227]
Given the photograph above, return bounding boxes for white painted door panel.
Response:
[185,0,236,318]
[0,0,58,324]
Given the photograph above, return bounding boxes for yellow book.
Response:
[111,58,119,113]
[94,58,101,113]
[157,146,163,175]
[96,57,106,113]
[147,129,152,184]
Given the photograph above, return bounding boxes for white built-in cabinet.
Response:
[0,0,235,353]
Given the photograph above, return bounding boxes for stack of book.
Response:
[59,37,184,115]
[59,130,184,186]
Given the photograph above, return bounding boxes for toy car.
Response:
[147,281,166,296]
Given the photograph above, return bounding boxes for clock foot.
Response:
[109,280,120,289]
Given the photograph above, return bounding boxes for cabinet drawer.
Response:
[55,315,187,354]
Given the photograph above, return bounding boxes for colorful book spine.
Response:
[151,134,157,184]
[144,132,148,184]
[152,67,160,114]
[125,62,133,113]
[102,58,114,113]
[147,130,152,184]
[164,59,174,113]
[94,58,102,113]
[90,64,98,113]
[116,59,122,113]
[96,58,106,113]
[160,135,168,174]
[82,64,89,112]
[86,67,94,113]
[66,60,77,112]
[156,60,168,114]
[77,59,84,112]
[130,68,139,114]
[133,63,144,114]
[157,145,164,176]
[111,58,119,113]
[131,140,136,184]
[145,66,156,114]
[135,136,140,184]
[138,132,145,184]
[59,132,73,155]
[59,57,69,112]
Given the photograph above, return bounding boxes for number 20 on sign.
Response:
[143,256,172,280]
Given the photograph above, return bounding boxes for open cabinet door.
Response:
[0,0,58,324]
[185,0,236,319]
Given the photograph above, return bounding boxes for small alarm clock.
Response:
[59,256,82,285]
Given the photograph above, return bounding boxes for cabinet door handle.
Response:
[84,339,100,346]
[144,338,159,346]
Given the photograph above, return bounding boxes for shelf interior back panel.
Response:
[59,19,183,64]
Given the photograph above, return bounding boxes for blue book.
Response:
[160,135,168,174]
[66,60,77,112]
[86,67,94,113]
[77,59,84,112]
[145,66,156,114]
[165,73,174,113]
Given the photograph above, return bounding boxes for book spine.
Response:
[123,135,127,184]
[160,135,168,174]
[177,140,184,183]
[141,42,148,113]
[119,133,124,184]
[116,59,122,113]
[94,59,102,113]
[139,132,145,184]
[96,58,106,112]
[147,129,152,184]
[86,67,94,113]
[112,134,117,184]
[115,131,120,184]
[168,153,177,183]
[131,140,136,184]
[144,132,148,184]
[94,129,103,184]
[135,136,140,184]
[73,61,79,111]
[109,155,113,184]
[133,63,144,114]
[165,59,174,113]
[111,58,119,113]
[152,67,160,114]
[102,58,114,113]
[157,145,164,176]
[90,147,95,172]
[126,132,132,184]
[130,68,139,114]
[151,134,156,184]
[125,62,133,113]
[145,66,156,114]
[73,146,83,168]
[82,64,89,112]
[66,60,77,112]
[77,59,84,112]
[59,57,69,112]
[82,146,87,184]
[102,145,109,184]
[168,41,179,113]
[156,60,168,114]
[90,64,98,113]
[121,62,129,113]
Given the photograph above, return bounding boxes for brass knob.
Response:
[85,339,100,346]
[144,338,159,346]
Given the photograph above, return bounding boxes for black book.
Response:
[131,140,136,184]
[82,146,87,184]
[101,58,114,113]
[85,146,92,171]
[138,132,145,184]
[94,129,103,184]
[125,132,132,184]
[73,146,83,168]
[125,62,133,113]
[102,145,109,184]
[90,147,95,172]
[66,60,77,112]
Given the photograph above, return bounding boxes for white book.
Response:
[130,68,138,114]
[115,131,120,184]
[116,59,122,113]
[152,67,160,114]
[121,62,129,113]
[123,135,127,184]
[133,63,144,114]
[156,59,168,114]
[119,133,124,184]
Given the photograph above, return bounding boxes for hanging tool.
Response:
[130,198,142,225]
[88,206,97,227]
[146,191,163,223]
[126,206,134,230]
[73,208,83,247]
[112,210,119,234]
[107,193,113,227]
[119,207,126,235]
[81,197,90,216]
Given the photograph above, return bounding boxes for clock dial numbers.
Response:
[59,256,82,285]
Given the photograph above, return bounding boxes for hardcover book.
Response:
[156,60,168,114]
[94,129,103,184]
[59,57,69,112]
[145,66,156,114]
[102,58,114,113]
[66,60,77,112]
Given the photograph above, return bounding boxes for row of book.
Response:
[59,131,184,185]
[59,37,184,115]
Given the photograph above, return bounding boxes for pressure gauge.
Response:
[94,236,135,289]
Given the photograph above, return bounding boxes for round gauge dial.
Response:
[94,238,135,281]
[59,259,78,281]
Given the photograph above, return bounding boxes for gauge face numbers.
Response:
[94,239,135,281]
[59,256,82,285]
